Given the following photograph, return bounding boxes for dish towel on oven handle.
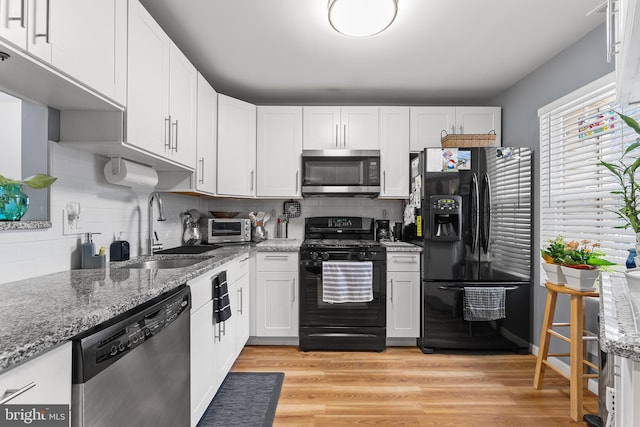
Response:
[463,286,506,321]
[212,271,232,323]
[322,261,373,304]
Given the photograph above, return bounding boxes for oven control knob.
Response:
[311,252,319,260]
[321,252,330,261]
[357,252,367,261]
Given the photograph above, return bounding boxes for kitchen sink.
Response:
[125,258,206,269]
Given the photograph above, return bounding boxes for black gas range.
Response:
[299,217,386,352]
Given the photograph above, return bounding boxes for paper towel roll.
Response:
[104,158,158,189]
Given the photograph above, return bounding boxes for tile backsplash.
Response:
[0,142,403,285]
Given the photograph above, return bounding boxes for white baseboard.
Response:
[531,344,599,396]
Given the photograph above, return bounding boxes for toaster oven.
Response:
[201,218,252,244]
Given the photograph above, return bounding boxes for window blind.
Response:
[539,74,640,266]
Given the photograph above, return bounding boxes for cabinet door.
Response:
[455,107,501,146]
[410,107,455,151]
[126,0,170,158]
[26,0,50,61]
[0,342,71,405]
[212,313,236,391]
[302,106,341,149]
[0,0,27,48]
[49,0,126,104]
[217,94,256,197]
[257,106,302,197]
[232,273,250,355]
[190,301,215,427]
[168,43,197,168]
[196,74,217,195]
[379,107,409,198]
[341,106,379,149]
[387,271,420,338]
[256,271,298,337]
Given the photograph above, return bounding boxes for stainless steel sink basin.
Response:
[126,258,205,269]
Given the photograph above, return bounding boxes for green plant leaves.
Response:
[21,174,57,189]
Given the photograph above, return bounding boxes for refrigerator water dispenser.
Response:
[429,195,462,241]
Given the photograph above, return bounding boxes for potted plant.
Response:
[540,235,568,285]
[0,173,57,221]
[600,112,640,253]
[559,239,615,290]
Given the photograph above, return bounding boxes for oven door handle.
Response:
[438,285,518,291]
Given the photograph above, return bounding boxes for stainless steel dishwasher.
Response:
[71,286,191,427]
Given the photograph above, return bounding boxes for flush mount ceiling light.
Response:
[328,0,398,37]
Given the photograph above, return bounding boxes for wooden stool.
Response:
[533,282,599,421]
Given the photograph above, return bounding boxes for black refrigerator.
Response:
[415,147,533,353]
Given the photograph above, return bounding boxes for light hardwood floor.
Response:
[231,345,599,426]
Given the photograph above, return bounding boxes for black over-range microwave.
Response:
[301,149,381,197]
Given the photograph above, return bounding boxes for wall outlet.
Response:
[605,386,615,413]
[62,208,83,235]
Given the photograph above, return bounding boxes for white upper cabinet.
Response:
[196,74,217,195]
[217,94,257,197]
[0,0,126,104]
[127,0,196,169]
[379,107,409,198]
[257,106,302,198]
[303,106,379,149]
[410,106,501,151]
[616,0,640,105]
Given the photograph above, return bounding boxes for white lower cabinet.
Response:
[0,342,71,419]
[188,253,250,427]
[255,252,299,337]
[386,252,421,338]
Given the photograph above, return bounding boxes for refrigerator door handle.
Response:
[471,173,480,254]
[482,173,492,254]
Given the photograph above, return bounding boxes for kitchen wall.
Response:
[489,23,614,355]
[0,131,403,285]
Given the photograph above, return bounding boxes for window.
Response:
[539,73,640,266]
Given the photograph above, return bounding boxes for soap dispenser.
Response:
[81,232,106,269]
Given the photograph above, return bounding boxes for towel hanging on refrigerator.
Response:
[322,261,373,304]
[212,271,232,323]
[463,287,506,321]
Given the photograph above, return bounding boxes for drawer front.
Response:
[256,252,298,272]
[0,342,71,406]
[188,268,220,311]
[226,254,250,284]
[387,253,420,272]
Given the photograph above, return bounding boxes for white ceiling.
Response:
[139,0,606,105]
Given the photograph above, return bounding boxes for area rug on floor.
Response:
[197,372,284,427]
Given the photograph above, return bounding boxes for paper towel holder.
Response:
[104,157,158,189]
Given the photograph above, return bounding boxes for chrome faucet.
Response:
[147,192,166,255]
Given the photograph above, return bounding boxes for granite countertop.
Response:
[254,239,302,251]
[381,241,423,252]
[0,244,251,372]
[600,272,640,362]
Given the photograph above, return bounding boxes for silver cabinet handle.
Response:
[250,170,254,192]
[335,124,339,147]
[8,0,26,28]
[172,119,179,152]
[606,0,620,62]
[238,288,243,315]
[239,256,249,263]
[164,116,171,151]
[343,124,347,147]
[295,171,299,193]
[292,278,296,304]
[265,255,289,260]
[383,170,386,192]
[391,255,417,263]
[390,279,394,303]
[459,124,463,134]
[0,382,36,405]
[214,322,221,342]
[451,124,455,134]
[34,0,50,43]
[221,320,226,337]
[199,158,205,183]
